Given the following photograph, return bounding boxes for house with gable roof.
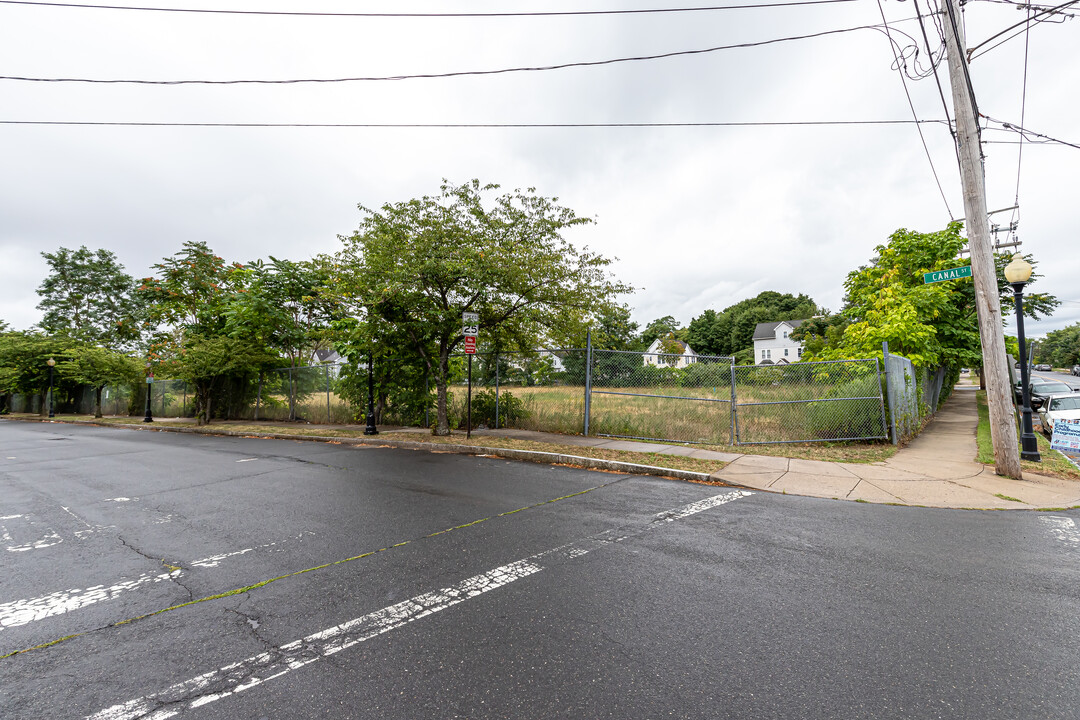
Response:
[752,319,806,365]
[642,336,698,368]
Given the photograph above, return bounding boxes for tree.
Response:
[336,179,631,435]
[157,335,273,425]
[58,346,140,418]
[640,316,680,349]
[225,256,340,420]
[811,222,1056,369]
[36,246,142,349]
[684,292,818,357]
[0,331,68,413]
[1036,324,1080,368]
[590,305,640,351]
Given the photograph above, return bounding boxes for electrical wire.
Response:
[0,119,946,128]
[913,0,960,172]
[0,24,902,85]
[876,0,954,219]
[967,10,1072,61]
[967,0,1079,58]
[0,0,861,16]
[1009,4,1032,231]
[982,115,1080,150]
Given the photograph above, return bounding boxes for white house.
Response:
[752,320,806,365]
[643,337,698,368]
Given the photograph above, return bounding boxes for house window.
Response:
[784,348,789,357]
[763,349,771,359]
[798,347,803,357]
[782,331,788,339]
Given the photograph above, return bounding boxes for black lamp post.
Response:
[46,357,56,418]
[364,352,378,435]
[143,362,154,423]
[1004,253,1040,462]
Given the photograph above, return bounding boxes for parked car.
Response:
[1034,363,1052,372]
[1015,379,1077,405]
[1036,393,1080,437]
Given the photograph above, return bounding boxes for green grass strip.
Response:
[1,479,622,660]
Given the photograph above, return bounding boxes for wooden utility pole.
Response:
[942,0,1022,479]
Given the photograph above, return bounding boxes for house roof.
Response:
[752,319,806,341]
[645,337,696,355]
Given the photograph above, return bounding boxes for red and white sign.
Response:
[463,336,477,354]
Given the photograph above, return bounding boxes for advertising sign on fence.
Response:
[1051,419,1080,454]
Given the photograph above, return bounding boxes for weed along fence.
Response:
[457,347,892,446]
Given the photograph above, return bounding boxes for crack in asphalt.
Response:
[116,536,193,603]
[3,476,634,662]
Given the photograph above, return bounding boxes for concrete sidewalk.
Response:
[472,386,1080,510]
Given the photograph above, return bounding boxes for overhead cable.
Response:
[0,24,902,85]
[0,119,946,128]
[0,0,861,16]
[876,0,954,219]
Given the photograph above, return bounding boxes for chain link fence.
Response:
[733,359,888,444]
[5,341,917,446]
[589,350,735,443]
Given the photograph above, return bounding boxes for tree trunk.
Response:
[94,385,104,418]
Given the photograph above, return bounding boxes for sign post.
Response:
[462,312,479,438]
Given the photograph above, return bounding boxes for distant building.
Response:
[311,348,342,365]
[752,320,806,365]
[643,337,698,368]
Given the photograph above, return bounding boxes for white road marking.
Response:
[0,533,314,629]
[2,514,64,553]
[85,490,751,720]
[105,498,135,503]
[1042,515,1080,547]
[235,458,257,463]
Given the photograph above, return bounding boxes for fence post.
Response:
[288,366,295,421]
[495,352,500,430]
[729,360,737,445]
[730,362,739,445]
[875,357,890,444]
[255,373,262,421]
[583,330,593,436]
[882,341,898,444]
[425,374,430,429]
[326,365,331,424]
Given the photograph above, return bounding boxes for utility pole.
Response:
[942,0,1022,479]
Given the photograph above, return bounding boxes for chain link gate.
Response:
[732,359,888,444]
[587,349,736,444]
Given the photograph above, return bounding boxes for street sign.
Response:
[146,375,153,384]
[462,311,479,338]
[463,336,477,354]
[923,266,972,284]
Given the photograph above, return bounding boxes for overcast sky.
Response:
[1,0,1077,343]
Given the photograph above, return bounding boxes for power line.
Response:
[1009,4,1032,230]
[0,119,946,128]
[0,24,897,85]
[913,0,960,172]
[967,0,1080,58]
[0,0,861,16]
[983,115,1080,150]
[876,0,954,219]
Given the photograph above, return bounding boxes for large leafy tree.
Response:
[138,242,268,424]
[1036,324,1080,368]
[685,292,818,357]
[640,315,681,349]
[58,346,140,418]
[224,256,341,420]
[0,331,68,413]
[36,246,142,349]
[811,222,1056,368]
[336,179,631,435]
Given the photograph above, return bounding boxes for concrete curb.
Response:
[0,416,717,484]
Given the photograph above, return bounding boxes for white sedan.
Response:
[1036,393,1080,437]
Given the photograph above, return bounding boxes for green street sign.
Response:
[923,265,972,284]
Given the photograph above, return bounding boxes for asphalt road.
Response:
[3,421,1080,719]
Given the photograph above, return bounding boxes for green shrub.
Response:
[806,374,885,440]
[469,388,528,428]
